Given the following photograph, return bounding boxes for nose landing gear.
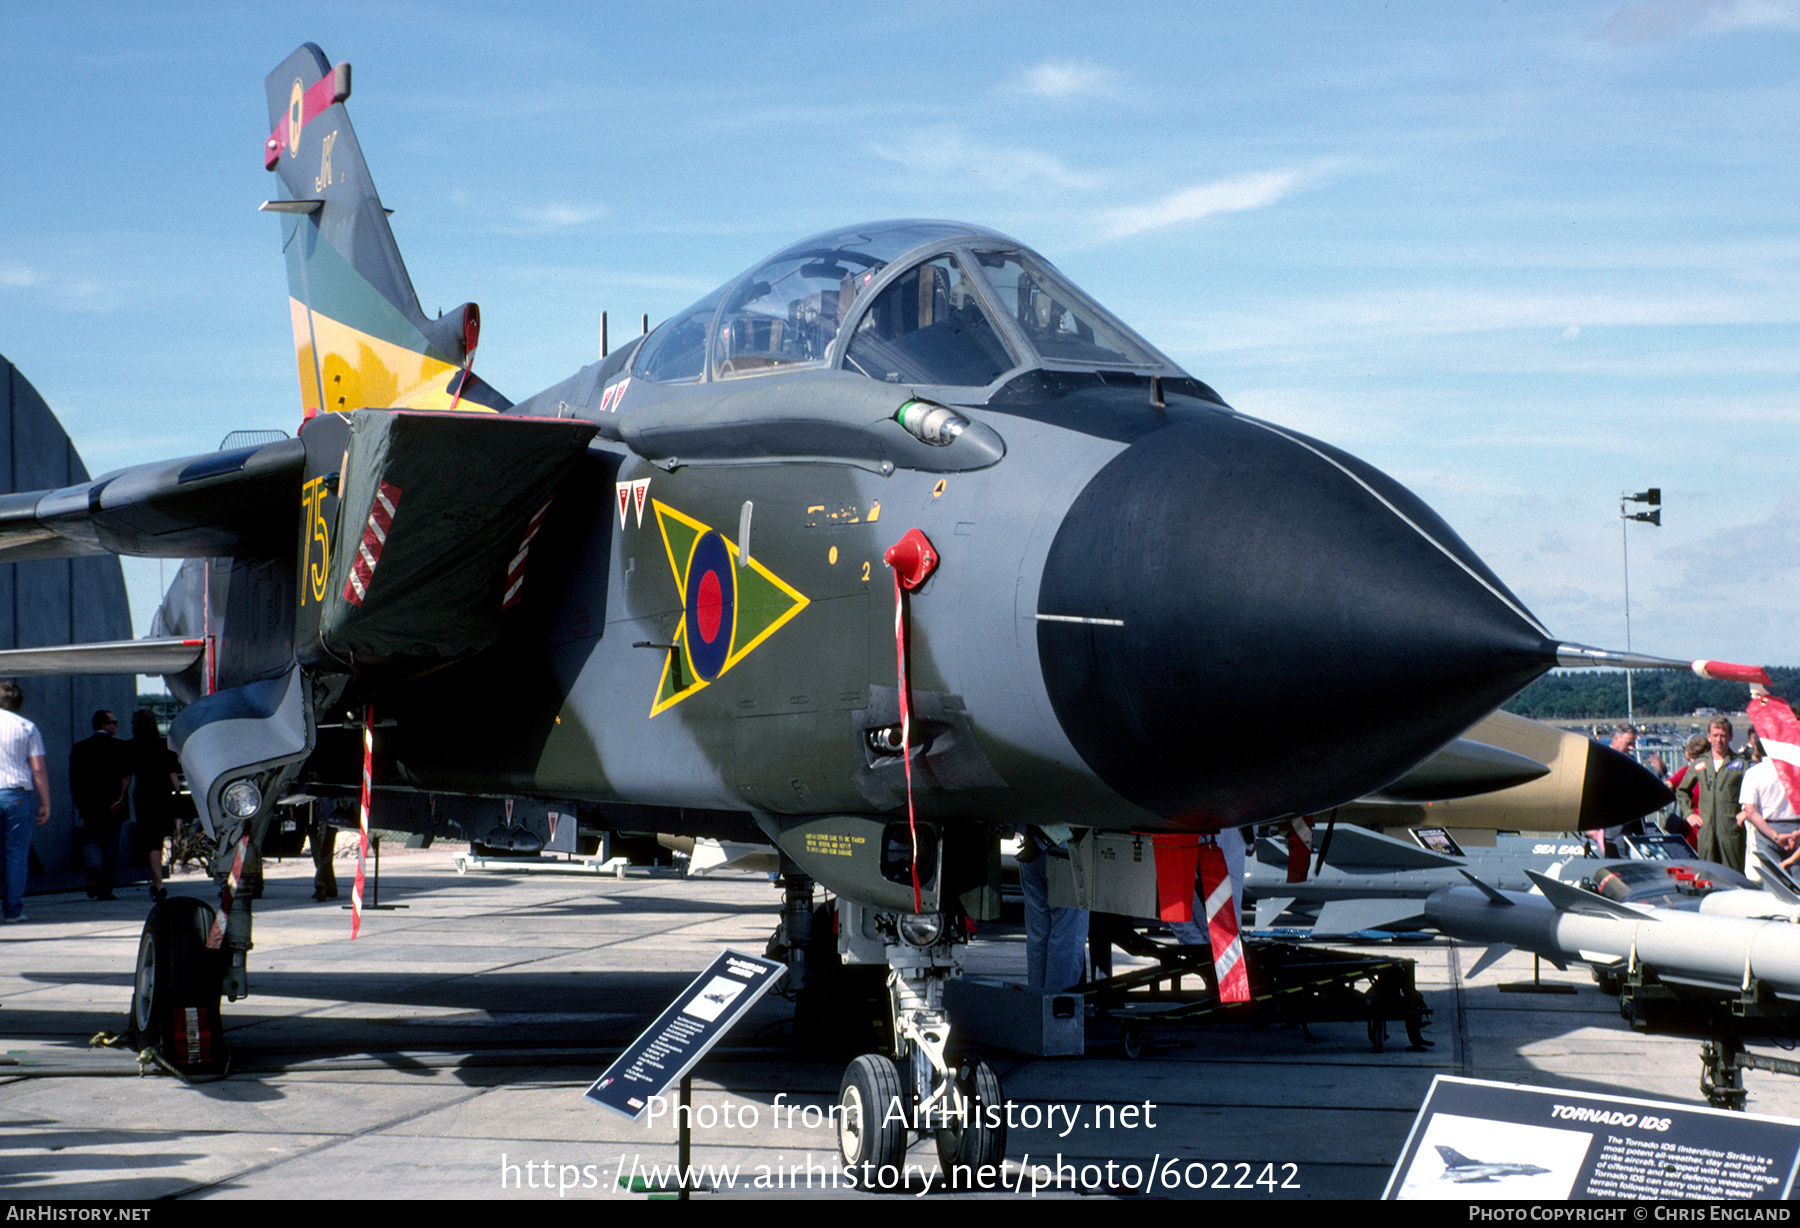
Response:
[829,902,1007,1187]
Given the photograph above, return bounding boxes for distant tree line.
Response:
[1502,667,1800,721]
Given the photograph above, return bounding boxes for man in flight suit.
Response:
[1693,717,1749,872]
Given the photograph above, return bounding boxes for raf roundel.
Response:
[287,78,304,158]
[649,500,810,717]
[683,531,736,682]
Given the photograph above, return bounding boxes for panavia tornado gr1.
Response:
[0,43,1700,1176]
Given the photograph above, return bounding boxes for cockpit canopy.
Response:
[633,220,1184,391]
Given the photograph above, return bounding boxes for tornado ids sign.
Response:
[585,949,785,1120]
[1385,1076,1800,1200]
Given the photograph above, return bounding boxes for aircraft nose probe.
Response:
[1554,644,1774,687]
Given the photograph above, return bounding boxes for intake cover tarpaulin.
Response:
[313,411,596,664]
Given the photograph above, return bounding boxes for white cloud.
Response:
[0,263,44,288]
[1713,0,1800,30]
[1675,492,1800,581]
[508,201,607,233]
[1097,170,1304,241]
[0,259,116,310]
[867,129,1107,194]
[1592,0,1800,45]
[1186,285,1796,356]
[1008,59,1123,100]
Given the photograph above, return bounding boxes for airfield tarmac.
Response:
[5,845,1800,1202]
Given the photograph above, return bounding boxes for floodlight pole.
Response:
[1619,488,1662,724]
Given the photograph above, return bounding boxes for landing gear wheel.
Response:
[935,1055,1006,1175]
[1121,1022,1144,1059]
[838,1053,906,1175]
[128,897,227,1075]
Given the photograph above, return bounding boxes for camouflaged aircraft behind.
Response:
[0,43,1689,1174]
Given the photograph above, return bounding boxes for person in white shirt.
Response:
[0,681,52,923]
[1737,756,1799,881]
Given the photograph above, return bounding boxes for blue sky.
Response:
[4,0,1797,674]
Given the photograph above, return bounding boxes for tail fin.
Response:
[261,44,508,417]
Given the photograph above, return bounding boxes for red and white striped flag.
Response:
[206,834,251,950]
[1747,690,1800,816]
[352,703,373,939]
[1198,839,1250,1003]
[1287,816,1312,884]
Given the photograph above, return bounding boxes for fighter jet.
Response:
[0,43,1705,1172]
[1434,1145,1552,1183]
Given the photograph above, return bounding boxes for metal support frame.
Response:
[1090,923,1431,1057]
[1619,965,1800,1111]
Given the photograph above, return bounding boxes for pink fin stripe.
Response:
[265,66,351,169]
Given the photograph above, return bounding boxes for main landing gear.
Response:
[827,900,1006,1184]
[128,896,229,1078]
[132,665,317,1076]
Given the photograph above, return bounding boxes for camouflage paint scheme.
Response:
[0,45,1580,920]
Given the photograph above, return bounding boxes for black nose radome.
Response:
[1035,413,1558,825]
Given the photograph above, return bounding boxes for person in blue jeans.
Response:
[1018,825,1087,992]
[0,681,52,923]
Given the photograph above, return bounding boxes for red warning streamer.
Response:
[448,306,481,413]
[1693,660,1773,686]
[352,702,373,939]
[883,529,939,914]
[1747,690,1800,820]
[1198,839,1250,1003]
[1287,816,1313,884]
[1151,834,1199,923]
[206,833,250,950]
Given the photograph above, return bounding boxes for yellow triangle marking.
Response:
[646,499,811,718]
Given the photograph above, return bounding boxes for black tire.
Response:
[128,897,222,1048]
[935,1055,1006,1176]
[838,1053,907,1175]
[1121,1022,1144,1059]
